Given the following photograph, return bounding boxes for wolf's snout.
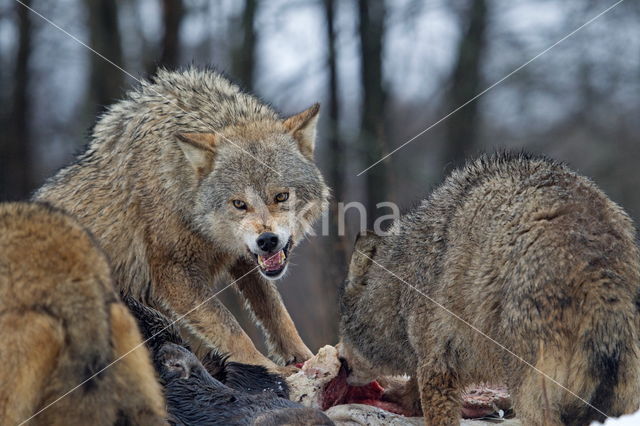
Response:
[249,234,292,279]
[257,232,279,252]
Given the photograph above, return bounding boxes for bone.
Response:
[286,345,343,408]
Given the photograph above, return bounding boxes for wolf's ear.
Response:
[347,230,381,287]
[283,103,320,160]
[175,133,217,177]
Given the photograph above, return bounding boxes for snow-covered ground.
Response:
[592,409,640,426]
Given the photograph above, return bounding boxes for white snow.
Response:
[592,408,640,426]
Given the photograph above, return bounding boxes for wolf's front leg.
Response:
[416,362,461,426]
[152,264,280,371]
[230,258,313,365]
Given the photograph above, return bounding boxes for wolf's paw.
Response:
[277,344,314,366]
[285,349,314,366]
[272,363,301,378]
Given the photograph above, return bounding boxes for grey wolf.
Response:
[339,153,640,425]
[35,68,329,372]
[0,202,166,425]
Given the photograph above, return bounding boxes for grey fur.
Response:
[35,67,328,370]
[340,152,640,425]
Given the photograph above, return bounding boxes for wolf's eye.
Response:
[232,200,247,210]
[274,192,289,203]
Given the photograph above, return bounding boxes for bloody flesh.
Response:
[321,362,409,415]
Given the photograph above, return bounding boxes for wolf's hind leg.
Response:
[109,303,167,425]
[507,342,574,426]
[0,311,64,425]
[510,373,564,426]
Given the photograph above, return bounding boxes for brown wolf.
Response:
[0,202,166,425]
[339,153,640,425]
[35,68,329,372]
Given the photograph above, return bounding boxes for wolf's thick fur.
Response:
[339,153,640,425]
[35,68,328,371]
[0,202,166,425]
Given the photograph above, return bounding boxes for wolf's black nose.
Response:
[257,232,279,252]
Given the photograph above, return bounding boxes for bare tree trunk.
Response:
[320,0,343,343]
[325,0,343,217]
[444,0,488,168]
[358,0,387,228]
[159,0,183,69]
[233,0,258,90]
[87,0,124,117]
[1,0,32,201]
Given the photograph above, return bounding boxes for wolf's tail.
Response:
[558,293,640,425]
[514,283,640,425]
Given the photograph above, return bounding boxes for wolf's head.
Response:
[176,104,328,280]
[338,231,384,385]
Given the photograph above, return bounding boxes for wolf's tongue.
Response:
[259,250,285,271]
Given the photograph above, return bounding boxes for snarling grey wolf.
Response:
[35,68,329,373]
[339,153,640,425]
[0,202,166,425]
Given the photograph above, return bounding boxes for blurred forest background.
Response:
[1,0,640,352]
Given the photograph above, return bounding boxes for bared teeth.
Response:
[258,250,287,270]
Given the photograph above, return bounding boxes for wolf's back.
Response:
[35,68,279,199]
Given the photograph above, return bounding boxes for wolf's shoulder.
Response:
[428,151,568,204]
[93,67,279,138]
[398,151,574,231]
[142,67,247,100]
[453,151,563,186]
